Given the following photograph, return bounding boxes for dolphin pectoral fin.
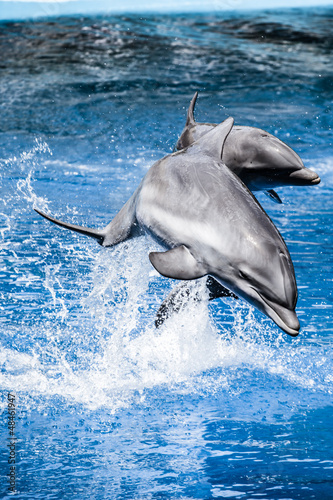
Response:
[186,91,198,126]
[206,276,238,300]
[265,189,283,204]
[149,245,206,280]
[34,208,104,244]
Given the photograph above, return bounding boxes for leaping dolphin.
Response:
[35,118,300,336]
[176,92,320,202]
[156,92,320,328]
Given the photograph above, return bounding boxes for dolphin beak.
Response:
[266,301,300,337]
[253,290,300,336]
[268,140,320,185]
[288,168,321,185]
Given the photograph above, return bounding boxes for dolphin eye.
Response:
[261,134,269,138]
[239,270,249,280]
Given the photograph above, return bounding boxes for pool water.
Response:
[0,7,332,499]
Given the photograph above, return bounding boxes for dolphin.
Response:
[155,91,320,327]
[35,117,300,336]
[176,92,320,202]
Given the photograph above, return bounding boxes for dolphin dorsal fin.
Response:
[193,117,234,160]
[186,91,199,126]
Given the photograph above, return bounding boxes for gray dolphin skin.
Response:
[35,118,300,336]
[176,92,320,195]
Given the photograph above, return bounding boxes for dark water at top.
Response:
[0,7,332,500]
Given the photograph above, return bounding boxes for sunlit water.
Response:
[0,7,332,499]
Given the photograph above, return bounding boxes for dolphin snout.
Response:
[259,293,300,336]
[272,140,321,185]
[288,168,321,185]
[271,303,300,337]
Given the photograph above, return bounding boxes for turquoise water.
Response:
[0,7,332,499]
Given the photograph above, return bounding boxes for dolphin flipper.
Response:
[265,189,283,204]
[155,276,238,328]
[149,245,206,280]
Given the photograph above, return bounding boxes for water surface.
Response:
[0,7,332,499]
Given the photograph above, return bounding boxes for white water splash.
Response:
[1,232,331,415]
[1,144,332,415]
[0,138,52,247]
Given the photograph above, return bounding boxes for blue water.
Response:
[1,7,333,499]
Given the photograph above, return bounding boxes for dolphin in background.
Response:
[176,92,320,203]
[35,117,300,336]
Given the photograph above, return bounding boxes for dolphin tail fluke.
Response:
[186,91,198,126]
[34,208,105,244]
[265,189,283,204]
